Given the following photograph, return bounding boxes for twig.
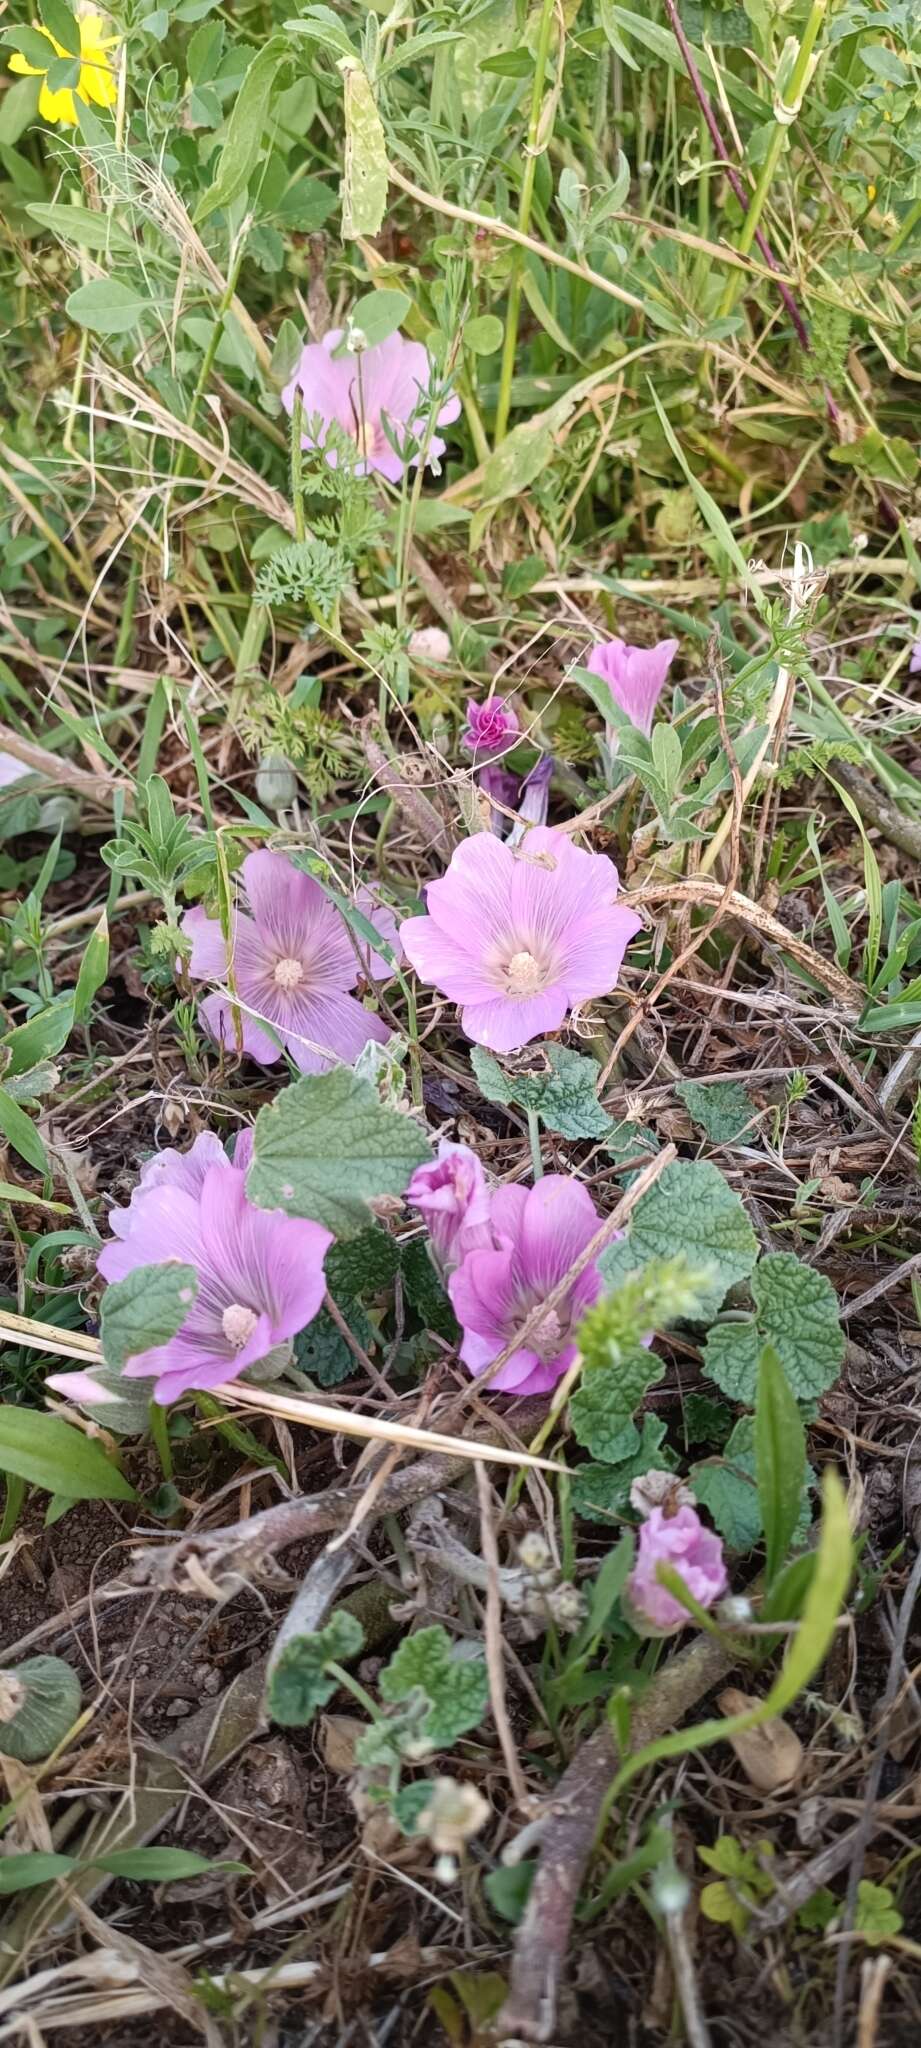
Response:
[265,1538,360,1700]
[832,1543,921,2047]
[832,761,921,864]
[840,1250,921,1322]
[497,1628,738,2041]
[0,723,129,808]
[623,877,861,1007]
[476,1464,529,1810]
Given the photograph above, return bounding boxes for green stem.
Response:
[527,1106,544,1182]
[0,1475,25,1546]
[325,1661,381,1722]
[719,0,827,319]
[493,0,559,446]
[888,191,921,257]
[148,1401,174,1484]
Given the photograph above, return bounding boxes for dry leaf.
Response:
[718,1689,804,1791]
[321,1713,368,1775]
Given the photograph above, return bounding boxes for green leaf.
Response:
[400,1237,457,1339]
[0,1088,49,1175]
[267,1608,365,1726]
[464,314,504,356]
[347,288,410,350]
[339,58,388,239]
[691,1455,762,1553]
[100,1262,198,1369]
[94,1849,247,1881]
[683,1392,731,1445]
[570,1349,664,1462]
[0,1852,77,1894]
[755,1345,806,1586]
[73,910,108,1020]
[284,5,357,60]
[247,1067,432,1237]
[470,1042,611,1139]
[3,999,74,1076]
[65,279,146,336]
[0,1407,135,1501]
[196,39,286,224]
[598,1160,757,1322]
[484,1860,536,1924]
[379,1625,489,1748]
[294,1298,375,1387]
[854,1880,903,1946]
[675,1080,756,1145]
[2,26,59,67]
[39,0,78,52]
[45,54,79,89]
[571,1416,674,1523]
[326,1226,400,1298]
[703,1253,844,1404]
[26,203,134,254]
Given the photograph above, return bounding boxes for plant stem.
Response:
[719,0,827,320]
[148,1401,173,1483]
[527,1106,544,1182]
[888,191,921,257]
[493,0,559,445]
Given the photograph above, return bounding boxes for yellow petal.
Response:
[7,52,43,75]
[38,77,78,123]
[81,52,116,105]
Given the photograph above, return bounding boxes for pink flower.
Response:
[0,753,29,787]
[182,850,393,1073]
[281,329,461,483]
[910,639,921,676]
[107,1130,233,1240]
[399,827,642,1053]
[626,1505,727,1635]
[448,1175,603,1395]
[479,762,521,837]
[96,1160,332,1404]
[45,1369,120,1406]
[407,1140,494,1275]
[461,698,520,761]
[585,636,679,738]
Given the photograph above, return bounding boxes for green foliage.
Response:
[247,1067,432,1237]
[0,1656,81,1761]
[755,1346,806,1585]
[675,1080,755,1145]
[703,1253,844,1403]
[471,1042,612,1139]
[598,1161,758,1322]
[100,1262,198,1369]
[266,1609,365,1727]
[855,1879,903,1945]
[570,1349,664,1463]
[0,1407,135,1504]
[378,1627,489,1749]
[253,539,351,617]
[570,1416,675,1522]
[699,1835,775,1937]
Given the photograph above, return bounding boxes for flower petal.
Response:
[459,987,567,1053]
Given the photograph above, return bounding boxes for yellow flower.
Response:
[8,11,118,126]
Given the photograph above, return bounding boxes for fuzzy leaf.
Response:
[339,59,388,238]
[571,1415,673,1522]
[570,1349,664,1462]
[675,1079,755,1144]
[471,1042,611,1139]
[196,39,287,223]
[598,1160,757,1321]
[379,1625,489,1748]
[400,1238,458,1339]
[294,1297,376,1387]
[691,1456,763,1553]
[267,1608,364,1727]
[100,1262,198,1368]
[326,1226,400,1299]
[247,1067,431,1237]
[703,1253,843,1403]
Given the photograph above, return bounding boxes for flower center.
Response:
[273,955,304,993]
[221,1303,259,1350]
[351,419,377,460]
[505,949,545,997]
[529,1307,564,1363]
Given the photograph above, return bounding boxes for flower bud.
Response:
[255,754,298,811]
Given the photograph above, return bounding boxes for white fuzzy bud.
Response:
[255,754,298,811]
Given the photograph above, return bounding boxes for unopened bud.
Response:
[255,754,298,810]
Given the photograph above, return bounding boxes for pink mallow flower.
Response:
[93,1158,331,1405]
[407,1140,494,1276]
[399,827,642,1054]
[585,636,679,739]
[626,1505,727,1636]
[448,1175,603,1395]
[182,851,392,1073]
[281,329,460,483]
[461,697,520,761]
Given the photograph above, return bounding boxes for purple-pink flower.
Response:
[0,753,29,788]
[92,1139,329,1405]
[281,329,461,483]
[585,636,679,739]
[461,697,520,761]
[407,1140,493,1276]
[448,1175,603,1395]
[626,1505,727,1635]
[399,827,642,1053]
[910,638,921,676]
[182,851,393,1073]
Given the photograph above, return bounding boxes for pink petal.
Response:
[449,1245,517,1341]
[45,1370,119,1405]
[198,1167,332,1338]
[352,886,404,979]
[182,905,232,980]
[97,1186,204,1282]
[242,850,345,967]
[400,916,497,1006]
[459,987,568,1053]
[518,1176,600,1293]
[424,835,512,949]
[199,992,284,1065]
[559,906,644,1003]
[280,987,390,1072]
